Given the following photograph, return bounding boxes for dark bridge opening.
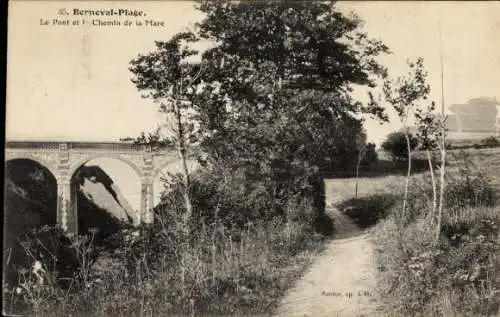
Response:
[4,159,58,286]
[71,159,140,240]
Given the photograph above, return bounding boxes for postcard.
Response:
[4,1,500,316]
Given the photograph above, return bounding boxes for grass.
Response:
[325,147,500,316]
[4,172,332,317]
[375,149,499,316]
[5,218,328,317]
[6,148,499,317]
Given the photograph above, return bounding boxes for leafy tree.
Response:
[383,58,430,217]
[129,1,392,225]
[381,131,418,162]
[128,32,207,298]
[195,0,390,169]
[129,32,205,222]
[414,101,441,213]
[193,0,392,221]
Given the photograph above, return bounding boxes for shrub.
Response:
[157,167,326,235]
[445,151,496,210]
[398,154,496,224]
[336,193,398,228]
[481,136,500,148]
[6,168,327,317]
[360,142,379,168]
[381,131,419,162]
[374,157,499,316]
[3,225,102,316]
[374,206,499,317]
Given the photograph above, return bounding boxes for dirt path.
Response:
[274,208,380,317]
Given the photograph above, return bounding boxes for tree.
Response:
[192,1,393,222]
[354,132,378,198]
[128,32,206,300]
[361,142,378,167]
[129,1,392,228]
[381,131,419,162]
[194,1,390,172]
[383,58,430,218]
[129,32,204,221]
[481,136,500,148]
[414,101,441,214]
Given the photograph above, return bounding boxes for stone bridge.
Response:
[5,140,179,234]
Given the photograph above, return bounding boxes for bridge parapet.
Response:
[6,141,173,153]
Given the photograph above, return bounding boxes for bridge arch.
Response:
[5,154,59,179]
[68,154,144,180]
[67,154,145,234]
[4,156,59,287]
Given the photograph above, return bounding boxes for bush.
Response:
[381,131,419,162]
[397,155,496,224]
[3,226,102,316]
[374,160,499,316]
[156,167,326,236]
[5,168,327,317]
[336,193,398,228]
[445,151,496,210]
[481,136,500,148]
[360,142,379,168]
[375,205,499,317]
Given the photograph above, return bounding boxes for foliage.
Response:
[126,1,393,243]
[337,193,397,228]
[194,0,390,174]
[374,153,499,316]
[3,226,102,316]
[414,101,441,151]
[5,172,327,317]
[383,57,431,122]
[444,151,496,210]
[381,131,419,162]
[375,206,499,317]
[128,31,203,151]
[481,136,500,148]
[120,127,173,150]
[383,57,433,220]
[360,142,379,168]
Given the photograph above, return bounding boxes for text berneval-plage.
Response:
[73,9,145,17]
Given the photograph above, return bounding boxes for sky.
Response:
[7,1,500,208]
[7,1,500,145]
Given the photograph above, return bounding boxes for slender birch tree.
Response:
[129,32,204,223]
[383,58,431,219]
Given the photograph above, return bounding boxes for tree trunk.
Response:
[402,129,412,219]
[355,147,364,199]
[426,149,437,216]
[175,100,193,220]
[436,127,446,241]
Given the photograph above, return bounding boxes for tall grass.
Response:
[4,171,328,317]
[373,157,500,317]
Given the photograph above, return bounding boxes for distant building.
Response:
[447,97,499,134]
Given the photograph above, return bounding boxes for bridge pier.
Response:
[56,179,78,235]
[141,180,154,224]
